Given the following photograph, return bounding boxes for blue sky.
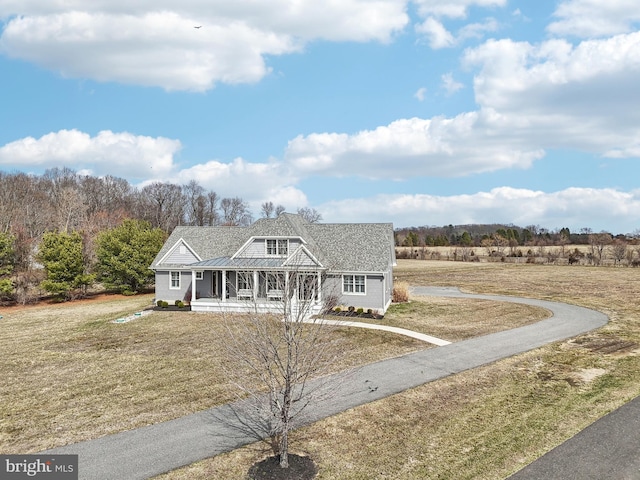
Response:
[1,1,640,233]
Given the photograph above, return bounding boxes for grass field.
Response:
[156,260,640,479]
[2,261,639,479]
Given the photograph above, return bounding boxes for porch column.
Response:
[222,270,227,302]
[253,270,259,300]
[191,270,196,303]
[316,270,322,303]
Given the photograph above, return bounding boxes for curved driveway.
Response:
[44,287,608,480]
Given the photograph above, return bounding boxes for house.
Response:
[150,213,396,316]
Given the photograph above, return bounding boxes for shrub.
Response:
[367,308,373,315]
[356,307,364,315]
[392,281,409,303]
[157,300,164,307]
[156,300,169,308]
[175,300,185,308]
[334,306,342,313]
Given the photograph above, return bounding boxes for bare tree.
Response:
[610,239,628,266]
[220,197,252,226]
[138,182,185,232]
[220,270,344,470]
[261,202,287,219]
[182,180,207,226]
[275,205,286,217]
[296,207,322,223]
[481,234,508,258]
[261,201,275,219]
[55,187,88,233]
[588,233,612,266]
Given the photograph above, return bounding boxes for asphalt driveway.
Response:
[43,287,609,479]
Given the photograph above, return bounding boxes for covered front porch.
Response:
[187,266,324,316]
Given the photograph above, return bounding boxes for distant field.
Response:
[396,244,634,266]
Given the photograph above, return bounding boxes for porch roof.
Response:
[189,256,286,269]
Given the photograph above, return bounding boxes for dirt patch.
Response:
[572,336,639,355]
[247,454,317,480]
[575,368,608,383]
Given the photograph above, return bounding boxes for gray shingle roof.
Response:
[150,213,395,272]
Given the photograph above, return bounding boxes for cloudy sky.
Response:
[1,0,639,233]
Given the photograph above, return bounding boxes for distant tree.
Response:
[588,233,612,266]
[138,182,185,232]
[459,231,472,246]
[37,231,94,300]
[220,197,252,226]
[402,231,420,247]
[55,187,88,233]
[610,239,628,266]
[0,232,15,298]
[482,234,508,257]
[261,201,275,218]
[96,219,166,293]
[260,202,286,219]
[275,205,286,217]
[520,228,533,245]
[296,207,322,223]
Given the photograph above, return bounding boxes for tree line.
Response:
[396,224,638,248]
[0,167,321,304]
[396,224,640,266]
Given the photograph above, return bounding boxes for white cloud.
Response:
[318,187,640,233]
[412,0,506,20]
[285,31,640,182]
[441,73,464,95]
[463,32,640,155]
[414,87,428,101]
[416,17,455,48]
[0,128,308,209]
[172,157,304,205]
[416,16,498,49]
[0,1,408,91]
[548,0,640,38]
[0,129,180,179]
[285,114,544,180]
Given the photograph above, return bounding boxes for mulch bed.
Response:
[247,454,317,480]
[325,311,384,320]
[152,305,192,312]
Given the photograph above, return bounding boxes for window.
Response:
[267,273,285,292]
[237,271,253,300]
[343,274,365,294]
[266,239,277,255]
[277,239,288,256]
[237,271,252,290]
[266,273,285,300]
[170,271,180,289]
[195,271,203,280]
[266,239,288,256]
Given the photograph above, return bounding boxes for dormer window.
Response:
[266,239,288,256]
